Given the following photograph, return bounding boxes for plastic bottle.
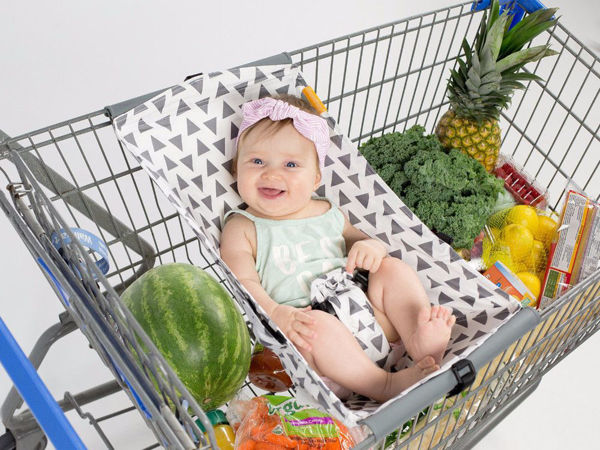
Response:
[195,409,235,450]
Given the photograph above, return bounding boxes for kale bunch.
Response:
[359,125,504,248]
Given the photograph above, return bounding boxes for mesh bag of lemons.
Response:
[483,205,558,300]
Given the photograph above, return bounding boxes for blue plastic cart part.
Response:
[471,0,547,29]
[0,316,86,449]
[51,228,110,277]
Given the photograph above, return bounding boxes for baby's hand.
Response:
[270,304,316,351]
[346,239,387,274]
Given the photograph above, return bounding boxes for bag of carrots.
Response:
[227,395,355,450]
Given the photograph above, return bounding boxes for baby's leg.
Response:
[299,310,438,402]
[367,257,455,364]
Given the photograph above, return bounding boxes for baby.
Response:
[220,95,455,403]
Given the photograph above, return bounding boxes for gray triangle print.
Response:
[419,241,433,256]
[177,99,191,116]
[348,297,362,315]
[364,213,377,228]
[189,77,203,94]
[460,295,476,306]
[187,119,200,136]
[339,154,352,169]
[206,160,219,177]
[235,81,248,97]
[216,82,230,98]
[371,335,383,352]
[338,191,351,206]
[138,118,151,133]
[373,181,387,196]
[215,180,227,197]
[180,154,193,171]
[169,135,183,151]
[123,133,137,146]
[331,135,343,149]
[416,256,431,272]
[214,138,226,155]
[276,85,289,95]
[445,278,461,291]
[196,99,209,113]
[231,123,239,140]
[259,85,271,99]
[164,155,178,171]
[204,118,217,134]
[197,139,210,155]
[222,101,235,118]
[331,172,344,187]
[177,174,189,190]
[348,174,361,188]
[356,193,369,208]
[152,95,166,113]
[157,115,171,130]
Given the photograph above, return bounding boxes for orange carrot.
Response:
[264,432,297,448]
[254,442,288,450]
[238,438,257,450]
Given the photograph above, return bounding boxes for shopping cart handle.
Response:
[471,0,547,29]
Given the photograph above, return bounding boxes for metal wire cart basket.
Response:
[1,1,599,448]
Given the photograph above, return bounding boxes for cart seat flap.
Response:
[112,65,523,423]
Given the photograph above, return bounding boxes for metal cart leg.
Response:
[1,312,76,426]
[0,310,120,449]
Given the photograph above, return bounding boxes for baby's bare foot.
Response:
[374,356,439,403]
[406,305,456,364]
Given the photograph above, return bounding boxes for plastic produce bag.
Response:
[482,204,558,301]
[227,395,355,450]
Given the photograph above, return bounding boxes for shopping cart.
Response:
[1,0,599,448]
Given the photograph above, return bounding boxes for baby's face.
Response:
[236,122,321,220]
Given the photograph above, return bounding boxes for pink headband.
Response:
[236,97,330,171]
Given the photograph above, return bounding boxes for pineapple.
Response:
[436,0,558,171]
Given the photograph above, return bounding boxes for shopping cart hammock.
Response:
[113,65,521,424]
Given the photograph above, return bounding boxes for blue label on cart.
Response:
[51,228,110,277]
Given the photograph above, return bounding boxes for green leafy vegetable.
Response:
[359,125,504,248]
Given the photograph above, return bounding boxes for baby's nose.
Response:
[262,167,282,179]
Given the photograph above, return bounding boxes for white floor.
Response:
[1,1,598,449]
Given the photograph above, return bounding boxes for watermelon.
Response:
[121,263,251,410]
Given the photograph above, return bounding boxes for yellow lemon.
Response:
[484,240,514,269]
[516,272,542,299]
[526,240,548,273]
[501,224,534,261]
[506,205,539,235]
[535,215,558,248]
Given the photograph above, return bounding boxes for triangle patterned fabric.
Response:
[113,65,521,425]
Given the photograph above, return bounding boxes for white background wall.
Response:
[0,1,598,448]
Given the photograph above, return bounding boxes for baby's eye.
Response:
[286,161,298,168]
[251,158,263,165]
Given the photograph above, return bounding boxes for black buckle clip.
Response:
[447,359,476,396]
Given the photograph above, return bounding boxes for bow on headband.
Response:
[236,97,330,171]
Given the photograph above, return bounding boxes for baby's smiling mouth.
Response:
[258,187,285,199]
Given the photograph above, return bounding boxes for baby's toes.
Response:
[431,305,442,319]
[416,356,436,370]
[447,314,456,327]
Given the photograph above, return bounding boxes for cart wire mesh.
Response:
[0,1,599,448]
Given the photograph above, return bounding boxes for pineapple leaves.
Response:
[496,45,554,73]
[500,7,558,57]
[483,9,507,62]
[444,0,558,122]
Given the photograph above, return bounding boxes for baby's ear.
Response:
[313,170,322,189]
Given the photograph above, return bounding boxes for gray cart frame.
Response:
[1,1,599,448]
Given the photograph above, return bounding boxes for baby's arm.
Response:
[220,215,316,350]
[342,213,387,274]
